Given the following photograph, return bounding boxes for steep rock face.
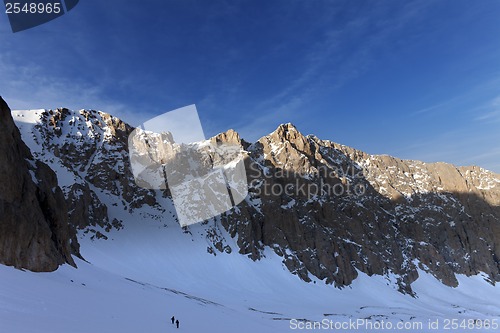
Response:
[0,97,76,271]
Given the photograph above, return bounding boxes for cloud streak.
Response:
[236,0,434,141]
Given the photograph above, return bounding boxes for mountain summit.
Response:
[2,100,499,295]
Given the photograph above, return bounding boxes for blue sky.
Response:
[1,0,500,172]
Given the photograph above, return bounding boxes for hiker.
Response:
[176,319,179,328]
[171,316,175,324]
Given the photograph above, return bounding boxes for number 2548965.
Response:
[5,2,62,14]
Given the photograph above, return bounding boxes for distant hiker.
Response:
[171,316,175,324]
[176,319,179,328]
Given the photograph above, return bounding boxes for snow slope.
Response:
[2,109,500,332]
[2,213,500,333]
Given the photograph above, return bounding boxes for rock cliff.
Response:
[0,97,76,271]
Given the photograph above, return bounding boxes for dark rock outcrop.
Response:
[0,97,76,271]
[66,182,110,230]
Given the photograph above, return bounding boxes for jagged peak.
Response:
[211,128,242,146]
[264,122,303,141]
[262,122,310,149]
[273,122,300,135]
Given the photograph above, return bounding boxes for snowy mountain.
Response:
[1,98,500,332]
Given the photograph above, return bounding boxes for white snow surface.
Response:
[2,110,500,332]
[2,215,500,333]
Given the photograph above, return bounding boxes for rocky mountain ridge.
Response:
[6,102,500,295]
[223,123,500,293]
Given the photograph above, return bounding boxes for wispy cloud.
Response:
[0,51,158,128]
[389,122,500,173]
[237,0,434,141]
[411,98,462,116]
[1,60,120,110]
[475,96,500,122]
